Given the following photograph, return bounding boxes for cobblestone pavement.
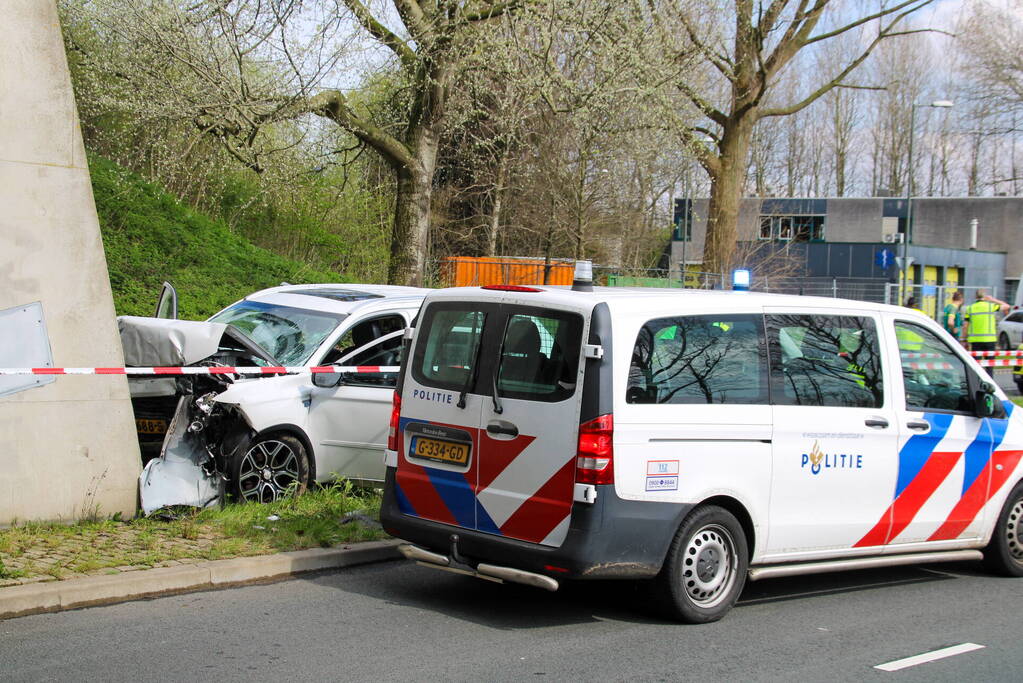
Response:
[0,523,265,587]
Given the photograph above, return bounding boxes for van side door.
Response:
[764,310,898,559]
[873,316,1016,547]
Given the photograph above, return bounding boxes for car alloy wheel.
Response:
[236,437,307,503]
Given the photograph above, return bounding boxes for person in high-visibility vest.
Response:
[963,289,1009,352]
[897,297,925,351]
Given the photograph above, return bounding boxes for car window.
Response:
[209,300,345,366]
[323,314,405,365]
[1007,312,1023,324]
[767,314,884,408]
[895,321,974,413]
[627,314,768,404]
[496,312,582,402]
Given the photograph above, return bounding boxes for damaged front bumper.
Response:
[139,396,223,515]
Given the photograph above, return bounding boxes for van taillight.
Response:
[575,414,613,485]
[387,392,402,452]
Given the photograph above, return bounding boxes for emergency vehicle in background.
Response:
[381,265,1023,623]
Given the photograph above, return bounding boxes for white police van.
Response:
[380,274,1023,622]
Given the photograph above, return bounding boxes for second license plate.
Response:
[412,436,469,466]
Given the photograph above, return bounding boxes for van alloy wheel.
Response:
[234,435,310,503]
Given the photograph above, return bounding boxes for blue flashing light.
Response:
[732,269,751,291]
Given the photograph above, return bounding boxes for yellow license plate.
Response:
[413,437,469,465]
[136,418,167,435]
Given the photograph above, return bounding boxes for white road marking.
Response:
[874,643,986,672]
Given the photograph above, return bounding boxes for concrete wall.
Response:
[0,1,140,523]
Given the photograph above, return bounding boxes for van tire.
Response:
[652,505,748,623]
[982,481,1023,577]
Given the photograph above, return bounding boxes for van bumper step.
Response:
[747,549,984,581]
[398,543,560,592]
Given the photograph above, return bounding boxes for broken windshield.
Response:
[209,301,346,366]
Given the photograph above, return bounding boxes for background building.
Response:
[673,197,1020,310]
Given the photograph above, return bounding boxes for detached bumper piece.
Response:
[398,543,559,592]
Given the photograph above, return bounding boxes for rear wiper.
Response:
[456,315,485,409]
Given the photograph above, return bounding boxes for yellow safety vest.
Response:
[965,301,999,343]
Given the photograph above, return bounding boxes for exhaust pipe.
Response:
[398,543,559,592]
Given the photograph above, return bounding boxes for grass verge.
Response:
[0,483,387,583]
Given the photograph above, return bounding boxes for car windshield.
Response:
[209,301,346,366]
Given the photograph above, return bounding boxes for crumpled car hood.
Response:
[118,316,280,367]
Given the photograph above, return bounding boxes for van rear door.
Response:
[394,299,586,547]
[395,302,496,531]
[475,307,586,546]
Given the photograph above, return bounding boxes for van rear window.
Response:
[627,314,768,404]
[414,308,486,391]
[496,313,582,402]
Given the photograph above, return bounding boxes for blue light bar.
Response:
[732,269,751,291]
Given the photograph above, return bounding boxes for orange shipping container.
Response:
[440,257,575,287]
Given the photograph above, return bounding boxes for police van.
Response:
[380,271,1023,623]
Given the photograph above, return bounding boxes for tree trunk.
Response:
[704,117,753,274]
[388,119,441,286]
[485,149,509,257]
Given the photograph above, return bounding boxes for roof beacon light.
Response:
[572,260,594,292]
[732,268,751,292]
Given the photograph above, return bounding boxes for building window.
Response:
[757,215,825,243]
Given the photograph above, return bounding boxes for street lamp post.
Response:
[901,99,954,305]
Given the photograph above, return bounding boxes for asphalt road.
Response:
[1,558,1020,682]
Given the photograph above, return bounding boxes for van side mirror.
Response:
[974,382,1003,419]
[312,372,345,389]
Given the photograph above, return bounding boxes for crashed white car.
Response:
[123,283,427,514]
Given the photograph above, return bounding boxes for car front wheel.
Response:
[652,505,748,623]
[229,434,310,503]
[983,481,1023,577]
[999,332,1011,351]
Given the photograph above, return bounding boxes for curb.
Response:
[0,540,402,620]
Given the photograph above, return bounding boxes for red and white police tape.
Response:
[0,365,399,376]
[2,349,1022,375]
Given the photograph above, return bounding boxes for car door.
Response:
[869,317,1016,548]
[765,309,900,558]
[307,313,408,482]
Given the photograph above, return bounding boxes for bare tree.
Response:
[668,0,934,273]
[65,0,520,285]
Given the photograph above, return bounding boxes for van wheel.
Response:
[983,481,1023,577]
[652,506,748,623]
[1000,333,1011,351]
[229,434,310,504]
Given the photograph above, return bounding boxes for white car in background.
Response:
[124,283,427,513]
[997,309,1023,350]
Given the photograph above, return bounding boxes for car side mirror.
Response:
[312,372,345,389]
[974,382,1002,419]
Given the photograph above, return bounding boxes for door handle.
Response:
[864,417,889,428]
[486,420,519,438]
[906,419,931,432]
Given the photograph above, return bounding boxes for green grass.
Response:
[0,483,386,581]
[91,156,350,319]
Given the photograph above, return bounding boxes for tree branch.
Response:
[341,0,417,69]
[804,0,934,46]
[308,90,416,170]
